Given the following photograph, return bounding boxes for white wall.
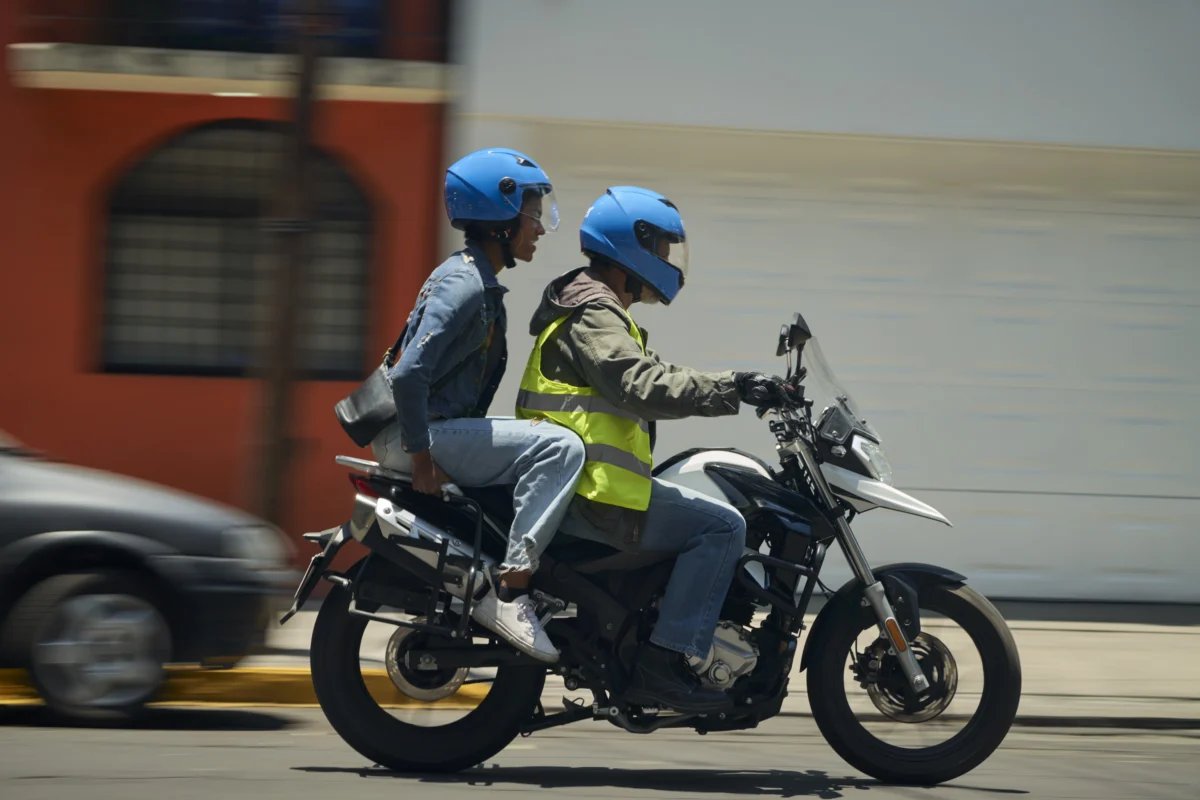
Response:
[437,119,1200,603]
[439,2,1200,603]
[453,0,1200,151]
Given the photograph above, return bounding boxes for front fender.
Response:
[798,562,966,672]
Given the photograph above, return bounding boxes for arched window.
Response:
[102,120,371,380]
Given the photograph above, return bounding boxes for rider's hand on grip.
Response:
[736,372,788,409]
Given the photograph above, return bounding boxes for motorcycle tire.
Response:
[806,582,1021,785]
[310,578,546,773]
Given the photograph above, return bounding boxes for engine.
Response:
[686,621,760,689]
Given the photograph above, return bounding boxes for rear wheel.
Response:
[806,582,1021,785]
[310,579,546,773]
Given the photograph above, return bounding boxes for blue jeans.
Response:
[562,479,748,659]
[373,418,586,573]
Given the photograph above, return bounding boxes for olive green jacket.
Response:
[527,267,741,546]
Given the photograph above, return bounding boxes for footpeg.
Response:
[530,590,567,625]
[593,704,621,720]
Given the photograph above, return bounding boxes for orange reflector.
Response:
[885,618,908,652]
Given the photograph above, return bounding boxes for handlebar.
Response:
[753,368,813,419]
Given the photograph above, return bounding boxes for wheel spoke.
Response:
[58,596,111,639]
[35,639,89,666]
[107,658,162,687]
[118,609,167,655]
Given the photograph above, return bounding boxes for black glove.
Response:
[735,372,786,407]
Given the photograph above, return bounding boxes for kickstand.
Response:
[520,700,547,738]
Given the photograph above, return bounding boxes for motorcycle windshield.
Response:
[801,338,883,446]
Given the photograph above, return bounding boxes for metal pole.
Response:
[255,0,325,527]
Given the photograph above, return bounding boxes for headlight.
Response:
[852,436,894,486]
[223,525,291,569]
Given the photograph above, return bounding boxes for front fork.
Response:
[788,441,930,694]
[834,516,930,694]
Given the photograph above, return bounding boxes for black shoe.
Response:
[624,644,732,714]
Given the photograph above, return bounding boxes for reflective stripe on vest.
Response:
[514,389,650,434]
[515,312,653,511]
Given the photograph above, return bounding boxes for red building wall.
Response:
[0,4,447,563]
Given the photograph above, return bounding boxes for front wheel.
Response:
[806,581,1021,785]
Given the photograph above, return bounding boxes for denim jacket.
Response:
[387,242,508,453]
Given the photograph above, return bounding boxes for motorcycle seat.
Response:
[336,455,665,570]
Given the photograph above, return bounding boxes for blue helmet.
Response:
[444,148,559,234]
[579,186,689,304]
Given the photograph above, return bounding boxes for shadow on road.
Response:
[0,705,295,731]
[296,765,1029,797]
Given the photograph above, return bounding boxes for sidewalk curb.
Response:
[5,667,1200,731]
[0,667,487,710]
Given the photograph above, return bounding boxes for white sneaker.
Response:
[469,592,560,664]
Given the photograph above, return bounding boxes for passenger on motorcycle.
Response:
[372,148,584,663]
[517,186,785,711]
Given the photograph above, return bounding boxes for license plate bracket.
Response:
[280,523,348,625]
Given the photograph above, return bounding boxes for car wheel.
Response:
[4,571,172,722]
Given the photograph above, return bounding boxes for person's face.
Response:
[640,284,663,305]
[639,237,672,304]
[510,195,545,263]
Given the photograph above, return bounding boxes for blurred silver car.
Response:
[0,432,296,721]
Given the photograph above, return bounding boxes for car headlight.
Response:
[223,525,292,570]
[852,436,894,486]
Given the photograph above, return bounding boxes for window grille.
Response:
[102,119,372,380]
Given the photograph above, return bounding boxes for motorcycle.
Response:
[281,311,1021,785]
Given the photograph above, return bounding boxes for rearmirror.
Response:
[782,311,811,355]
[777,313,814,380]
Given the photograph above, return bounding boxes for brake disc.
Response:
[383,619,469,702]
[862,632,958,723]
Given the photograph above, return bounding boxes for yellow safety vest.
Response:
[515,312,653,511]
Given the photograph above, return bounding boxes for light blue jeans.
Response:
[372,418,586,573]
[562,479,748,659]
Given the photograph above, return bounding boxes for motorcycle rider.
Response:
[372,148,585,663]
[516,186,785,711]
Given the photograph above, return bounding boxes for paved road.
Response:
[1,707,1196,799]
[254,608,1200,723]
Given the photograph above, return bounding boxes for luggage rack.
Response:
[358,485,488,642]
[335,454,412,482]
[282,456,490,642]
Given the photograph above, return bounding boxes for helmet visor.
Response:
[510,183,560,232]
[635,220,688,281]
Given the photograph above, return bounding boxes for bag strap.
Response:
[382,324,409,369]
[382,324,486,393]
